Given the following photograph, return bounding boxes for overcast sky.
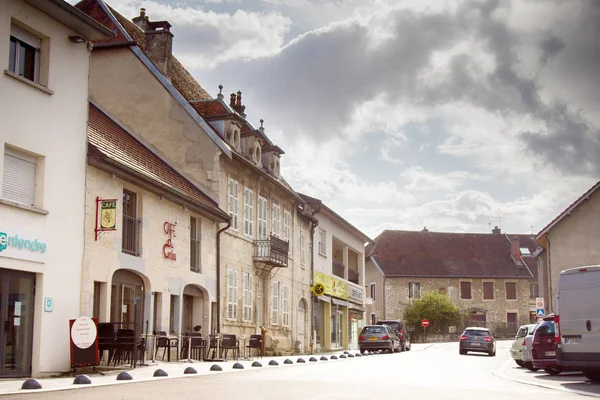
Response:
[81,0,600,240]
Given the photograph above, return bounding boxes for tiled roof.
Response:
[369,230,535,278]
[76,1,129,45]
[87,103,227,219]
[189,100,228,117]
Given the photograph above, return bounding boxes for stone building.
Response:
[365,228,538,336]
[536,181,600,313]
[0,0,111,377]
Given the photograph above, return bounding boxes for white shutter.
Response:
[227,270,234,319]
[256,279,263,325]
[11,25,41,49]
[271,281,279,324]
[248,274,253,322]
[233,270,238,319]
[3,150,36,206]
[258,196,267,240]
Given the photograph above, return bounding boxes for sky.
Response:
[76,0,600,240]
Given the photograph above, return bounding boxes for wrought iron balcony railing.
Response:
[332,260,345,279]
[253,234,289,267]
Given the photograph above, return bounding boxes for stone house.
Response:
[0,0,111,377]
[365,228,538,336]
[536,180,600,313]
[299,194,371,351]
[77,1,315,354]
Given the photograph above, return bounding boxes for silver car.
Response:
[510,324,537,367]
[521,323,540,371]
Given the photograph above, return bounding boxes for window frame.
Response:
[529,283,539,299]
[318,229,326,256]
[243,187,253,238]
[8,25,41,84]
[243,272,253,322]
[228,178,239,231]
[483,281,494,300]
[505,281,517,300]
[283,210,291,242]
[370,283,376,301]
[272,201,281,237]
[460,281,472,300]
[227,269,238,320]
[257,195,268,240]
[283,284,290,326]
[408,282,421,299]
[271,280,280,325]
[190,216,201,272]
[300,231,306,266]
[256,278,263,325]
[2,146,38,207]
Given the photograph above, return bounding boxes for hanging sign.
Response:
[95,197,118,241]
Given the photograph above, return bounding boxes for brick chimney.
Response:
[132,8,173,79]
[492,226,501,235]
[511,239,522,264]
[229,91,246,118]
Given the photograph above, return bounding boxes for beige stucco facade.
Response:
[537,186,600,313]
[364,258,385,324]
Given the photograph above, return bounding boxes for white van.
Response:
[555,265,600,382]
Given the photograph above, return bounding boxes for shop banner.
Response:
[314,271,349,300]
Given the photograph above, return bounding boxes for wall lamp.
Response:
[68,35,86,43]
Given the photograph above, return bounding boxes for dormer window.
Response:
[274,158,280,176]
[253,142,261,165]
[233,130,240,150]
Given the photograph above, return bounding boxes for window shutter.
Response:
[248,275,253,321]
[11,25,41,49]
[3,151,36,206]
[233,270,238,318]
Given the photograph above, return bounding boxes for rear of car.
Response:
[555,266,600,382]
[459,327,496,356]
[376,320,411,351]
[532,315,573,375]
[511,324,536,366]
[521,327,539,371]
[359,325,399,353]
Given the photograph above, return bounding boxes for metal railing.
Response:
[253,234,289,266]
[190,237,201,273]
[332,260,345,279]
[348,268,359,285]
[122,215,141,255]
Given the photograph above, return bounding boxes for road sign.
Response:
[421,319,430,328]
[536,297,545,309]
[536,309,545,318]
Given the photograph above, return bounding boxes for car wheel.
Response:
[515,360,524,367]
[544,367,562,376]
[525,362,539,372]
[583,369,600,382]
[359,348,365,354]
[405,342,411,351]
[459,349,466,355]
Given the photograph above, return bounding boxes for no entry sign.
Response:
[421,319,430,328]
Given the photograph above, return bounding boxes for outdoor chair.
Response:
[220,334,239,360]
[246,334,262,358]
[155,331,179,362]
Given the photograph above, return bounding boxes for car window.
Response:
[516,327,528,338]
[536,322,555,337]
[464,329,489,336]
[362,326,386,334]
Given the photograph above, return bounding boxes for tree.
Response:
[404,291,462,331]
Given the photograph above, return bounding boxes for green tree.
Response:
[404,291,462,331]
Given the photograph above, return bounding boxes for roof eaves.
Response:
[129,46,232,158]
[96,0,132,41]
[369,256,385,276]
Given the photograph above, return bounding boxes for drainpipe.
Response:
[216,221,231,334]
[546,236,553,313]
[309,219,316,354]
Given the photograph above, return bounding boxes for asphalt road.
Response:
[6,341,597,400]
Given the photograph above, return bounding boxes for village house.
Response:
[365,228,538,337]
[0,0,111,376]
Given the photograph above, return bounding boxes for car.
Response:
[459,327,496,356]
[376,319,411,351]
[532,314,578,375]
[521,324,540,371]
[359,325,401,354]
[555,266,600,382]
[510,324,537,367]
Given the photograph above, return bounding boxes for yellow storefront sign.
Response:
[314,271,349,300]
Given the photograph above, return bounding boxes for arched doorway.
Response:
[110,270,145,335]
[297,299,308,353]
[182,284,207,335]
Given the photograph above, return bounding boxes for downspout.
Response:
[546,236,553,313]
[216,221,231,334]
[309,219,316,354]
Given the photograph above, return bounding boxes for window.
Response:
[228,178,239,230]
[169,295,179,334]
[283,210,291,242]
[283,284,290,326]
[243,187,253,238]
[2,146,37,206]
[257,196,268,240]
[529,283,539,299]
[507,312,518,333]
[256,279,263,325]
[8,24,41,83]
[122,189,140,255]
[271,280,280,324]
[272,202,281,237]
[408,282,420,299]
[318,229,326,255]
[300,231,306,265]
[460,281,472,299]
[506,282,517,300]
[243,272,253,322]
[190,217,201,272]
[483,282,494,300]
[227,269,238,320]
[370,283,376,301]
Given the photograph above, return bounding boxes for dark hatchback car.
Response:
[377,320,411,351]
[359,325,401,353]
[532,314,578,375]
[459,327,496,356]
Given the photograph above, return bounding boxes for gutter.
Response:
[216,221,231,334]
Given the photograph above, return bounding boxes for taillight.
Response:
[522,338,526,346]
[399,330,404,338]
[460,335,468,340]
[382,335,390,340]
[555,315,561,344]
[359,335,365,341]
[484,336,493,343]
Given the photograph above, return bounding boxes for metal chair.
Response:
[220,334,239,360]
[155,331,179,362]
[181,333,206,360]
[246,334,262,358]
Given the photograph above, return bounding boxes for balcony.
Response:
[253,234,289,270]
[332,260,345,279]
[348,268,359,285]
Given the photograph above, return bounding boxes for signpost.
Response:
[536,297,545,318]
[421,319,430,328]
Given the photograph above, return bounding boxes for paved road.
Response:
[6,341,597,400]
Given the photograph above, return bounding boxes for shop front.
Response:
[347,283,365,350]
[312,271,350,351]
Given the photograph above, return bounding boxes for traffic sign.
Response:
[536,309,545,318]
[421,319,430,328]
[536,297,545,309]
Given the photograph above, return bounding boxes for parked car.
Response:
[522,324,540,371]
[532,314,578,375]
[359,325,401,353]
[555,266,600,382]
[376,319,411,351]
[459,327,496,356]
[510,324,537,367]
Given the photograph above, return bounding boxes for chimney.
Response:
[132,9,173,79]
[422,226,429,232]
[230,93,236,107]
[492,226,501,235]
[511,239,522,264]
[230,91,246,117]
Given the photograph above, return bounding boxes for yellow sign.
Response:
[100,200,117,229]
[312,283,325,296]
[314,271,349,300]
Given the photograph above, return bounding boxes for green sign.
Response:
[100,200,117,229]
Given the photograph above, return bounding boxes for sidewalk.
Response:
[0,350,366,396]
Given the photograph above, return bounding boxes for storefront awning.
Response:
[331,298,350,307]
